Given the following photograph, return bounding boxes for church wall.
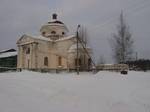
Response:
[55,39,76,69]
[30,42,38,69]
[68,49,92,70]
[35,40,53,69]
[33,38,76,70]
[17,46,22,68]
[35,40,65,69]
[20,44,32,69]
[68,52,76,69]
[55,38,76,57]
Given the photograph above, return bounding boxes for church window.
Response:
[62,32,65,35]
[42,32,46,36]
[51,31,56,34]
[44,57,48,66]
[26,48,30,54]
[79,59,81,65]
[58,56,62,66]
[88,58,91,66]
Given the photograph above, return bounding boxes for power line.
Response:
[88,0,150,32]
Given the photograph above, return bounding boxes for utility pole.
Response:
[76,25,80,75]
[136,52,138,61]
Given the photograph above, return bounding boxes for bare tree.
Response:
[110,11,134,63]
[78,25,88,47]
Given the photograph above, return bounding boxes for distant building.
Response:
[17,14,92,71]
[0,49,17,68]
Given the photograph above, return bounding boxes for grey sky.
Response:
[0,0,150,63]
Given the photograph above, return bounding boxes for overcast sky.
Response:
[0,0,150,63]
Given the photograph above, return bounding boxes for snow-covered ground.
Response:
[0,71,150,112]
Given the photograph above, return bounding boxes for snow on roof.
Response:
[68,43,91,53]
[30,35,75,42]
[0,51,17,58]
[23,35,75,42]
[48,20,64,24]
[55,35,75,42]
[45,23,66,27]
[42,23,69,32]
[31,35,53,42]
[0,49,16,54]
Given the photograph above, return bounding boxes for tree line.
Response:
[126,59,150,71]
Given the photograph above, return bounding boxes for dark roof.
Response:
[48,20,64,24]
[0,49,16,54]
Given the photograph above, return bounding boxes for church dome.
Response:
[40,13,69,40]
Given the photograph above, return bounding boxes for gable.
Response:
[17,34,35,45]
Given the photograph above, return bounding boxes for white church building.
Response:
[17,14,92,71]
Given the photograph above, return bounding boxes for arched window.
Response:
[58,56,62,66]
[26,48,30,54]
[88,58,91,66]
[62,32,65,35]
[42,32,46,36]
[51,31,56,34]
[44,57,48,66]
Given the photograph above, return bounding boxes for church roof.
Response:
[0,49,16,54]
[68,43,91,53]
[17,34,75,45]
[0,51,17,58]
[48,20,64,24]
[55,35,75,42]
[33,35,53,42]
[27,35,75,42]
[35,35,75,42]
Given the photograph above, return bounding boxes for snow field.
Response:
[0,71,150,112]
